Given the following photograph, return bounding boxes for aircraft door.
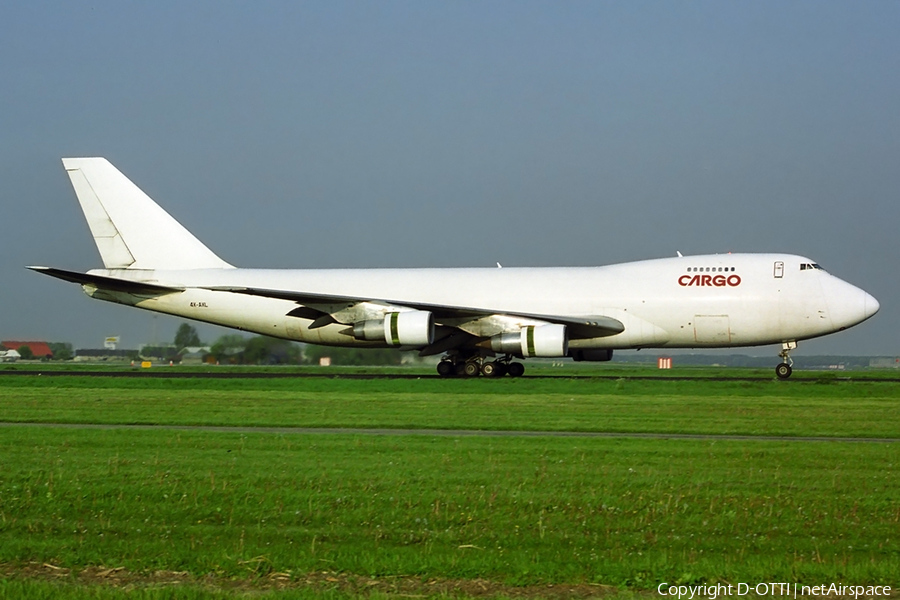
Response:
[774,261,784,278]
[693,315,732,344]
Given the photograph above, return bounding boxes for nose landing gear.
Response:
[775,341,797,379]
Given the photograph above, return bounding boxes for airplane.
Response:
[30,158,879,379]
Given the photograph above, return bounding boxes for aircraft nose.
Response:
[826,277,879,330]
[864,291,880,320]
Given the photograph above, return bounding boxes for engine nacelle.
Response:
[490,324,568,358]
[352,311,434,346]
[569,348,613,362]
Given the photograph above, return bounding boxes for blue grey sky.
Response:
[2,2,898,355]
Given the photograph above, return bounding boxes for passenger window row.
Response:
[685,267,736,273]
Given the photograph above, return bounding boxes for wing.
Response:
[203,285,625,339]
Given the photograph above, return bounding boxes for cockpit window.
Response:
[800,263,825,271]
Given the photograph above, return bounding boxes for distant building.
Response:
[1,341,53,360]
[178,346,212,365]
[74,348,139,362]
[138,345,180,362]
[0,349,21,362]
[870,358,900,369]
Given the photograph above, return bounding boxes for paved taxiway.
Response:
[1,422,896,443]
[2,370,900,382]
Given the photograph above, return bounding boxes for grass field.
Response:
[0,368,898,598]
[1,370,900,437]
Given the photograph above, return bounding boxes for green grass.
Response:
[1,374,900,438]
[1,427,899,587]
[1,371,899,596]
[0,580,245,600]
[0,580,483,600]
[0,578,651,600]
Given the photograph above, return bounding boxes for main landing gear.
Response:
[775,341,797,379]
[436,353,525,378]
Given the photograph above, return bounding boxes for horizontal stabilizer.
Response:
[28,266,183,296]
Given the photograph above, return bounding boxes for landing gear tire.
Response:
[776,341,797,380]
[437,361,455,378]
[463,361,481,377]
[775,363,792,379]
[507,362,525,378]
[482,361,504,377]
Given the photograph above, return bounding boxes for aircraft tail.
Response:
[62,157,233,270]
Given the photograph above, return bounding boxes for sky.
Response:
[1,1,898,356]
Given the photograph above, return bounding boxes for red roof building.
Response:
[0,341,53,359]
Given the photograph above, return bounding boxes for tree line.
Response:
[22,323,415,366]
[174,323,409,365]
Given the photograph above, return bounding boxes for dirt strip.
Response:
[3,563,896,599]
[2,562,623,599]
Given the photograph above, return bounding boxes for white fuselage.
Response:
[85,253,878,351]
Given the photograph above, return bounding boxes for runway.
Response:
[2,421,897,443]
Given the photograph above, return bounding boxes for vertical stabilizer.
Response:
[62,158,233,270]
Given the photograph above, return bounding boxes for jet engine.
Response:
[352,311,434,346]
[490,324,568,358]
